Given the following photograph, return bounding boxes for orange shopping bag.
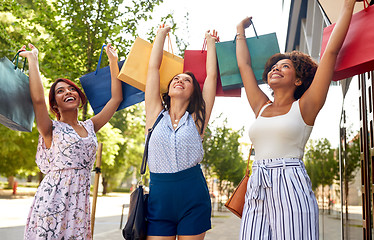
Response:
[118,37,184,93]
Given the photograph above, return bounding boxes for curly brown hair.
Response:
[162,72,206,134]
[262,51,318,99]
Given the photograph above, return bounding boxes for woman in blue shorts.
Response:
[145,24,219,240]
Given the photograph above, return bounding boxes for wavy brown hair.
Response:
[162,72,206,134]
[262,51,318,100]
[49,78,87,120]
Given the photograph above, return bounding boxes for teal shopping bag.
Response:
[80,45,144,115]
[0,52,35,132]
[216,32,280,90]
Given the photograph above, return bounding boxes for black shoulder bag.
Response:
[122,113,164,240]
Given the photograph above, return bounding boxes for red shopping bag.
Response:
[183,41,241,97]
[321,1,374,81]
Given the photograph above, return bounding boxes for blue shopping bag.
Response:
[80,45,145,115]
[0,51,35,132]
[216,32,280,90]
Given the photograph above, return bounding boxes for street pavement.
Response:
[0,188,364,239]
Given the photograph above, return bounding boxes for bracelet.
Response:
[236,36,246,40]
[234,33,246,41]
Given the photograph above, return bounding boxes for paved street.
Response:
[0,188,242,240]
[0,188,363,239]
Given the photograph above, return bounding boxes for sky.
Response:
[135,0,361,149]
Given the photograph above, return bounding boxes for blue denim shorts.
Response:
[147,164,211,236]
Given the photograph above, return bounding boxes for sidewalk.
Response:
[0,188,363,239]
[94,209,242,240]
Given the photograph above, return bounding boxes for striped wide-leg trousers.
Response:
[239,158,319,240]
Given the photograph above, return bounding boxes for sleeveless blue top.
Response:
[148,110,204,173]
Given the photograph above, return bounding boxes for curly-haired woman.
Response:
[236,0,358,239]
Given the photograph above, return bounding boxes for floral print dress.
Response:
[24,119,98,240]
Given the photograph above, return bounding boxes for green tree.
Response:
[0,0,189,192]
[202,118,245,206]
[99,104,146,194]
[0,124,39,186]
[341,130,360,221]
[304,138,338,211]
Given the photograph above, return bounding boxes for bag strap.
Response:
[167,33,174,55]
[363,0,370,9]
[94,44,107,75]
[201,35,220,53]
[12,51,27,72]
[233,19,259,43]
[245,145,253,176]
[140,112,164,175]
[250,19,259,39]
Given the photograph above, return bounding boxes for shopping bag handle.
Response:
[12,51,27,72]
[167,33,174,55]
[245,145,254,176]
[94,44,107,75]
[233,19,259,43]
[250,19,259,39]
[363,0,371,9]
[201,34,220,53]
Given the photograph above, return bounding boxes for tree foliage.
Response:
[0,0,189,193]
[341,130,360,220]
[342,132,360,185]
[0,124,39,177]
[202,118,245,198]
[304,138,338,191]
[99,104,146,194]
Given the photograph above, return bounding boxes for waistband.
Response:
[252,158,304,169]
[249,158,304,201]
[150,164,202,182]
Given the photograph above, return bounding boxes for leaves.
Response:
[304,138,338,191]
[202,118,246,195]
[0,0,189,193]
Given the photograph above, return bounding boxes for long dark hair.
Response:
[49,78,87,120]
[162,72,206,134]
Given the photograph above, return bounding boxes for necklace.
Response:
[173,119,179,128]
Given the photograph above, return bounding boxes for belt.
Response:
[248,158,303,200]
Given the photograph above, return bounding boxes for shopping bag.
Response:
[0,52,35,132]
[225,145,253,218]
[216,32,280,90]
[118,37,184,94]
[122,185,148,240]
[183,44,241,97]
[80,45,145,115]
[321,1,374,81]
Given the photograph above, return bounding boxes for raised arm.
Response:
[19,44,53,146]
[236,17,269,116]
[145,25,171,130]
[300,0,357,123]
[91,43,123,132]
[201,30,219,133]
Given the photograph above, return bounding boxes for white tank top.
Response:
[249,100,313,160]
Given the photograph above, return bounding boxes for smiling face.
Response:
[168,73,194,99]
[49,78,86,120]
[53,81,81,110]
[267,59,301,89]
